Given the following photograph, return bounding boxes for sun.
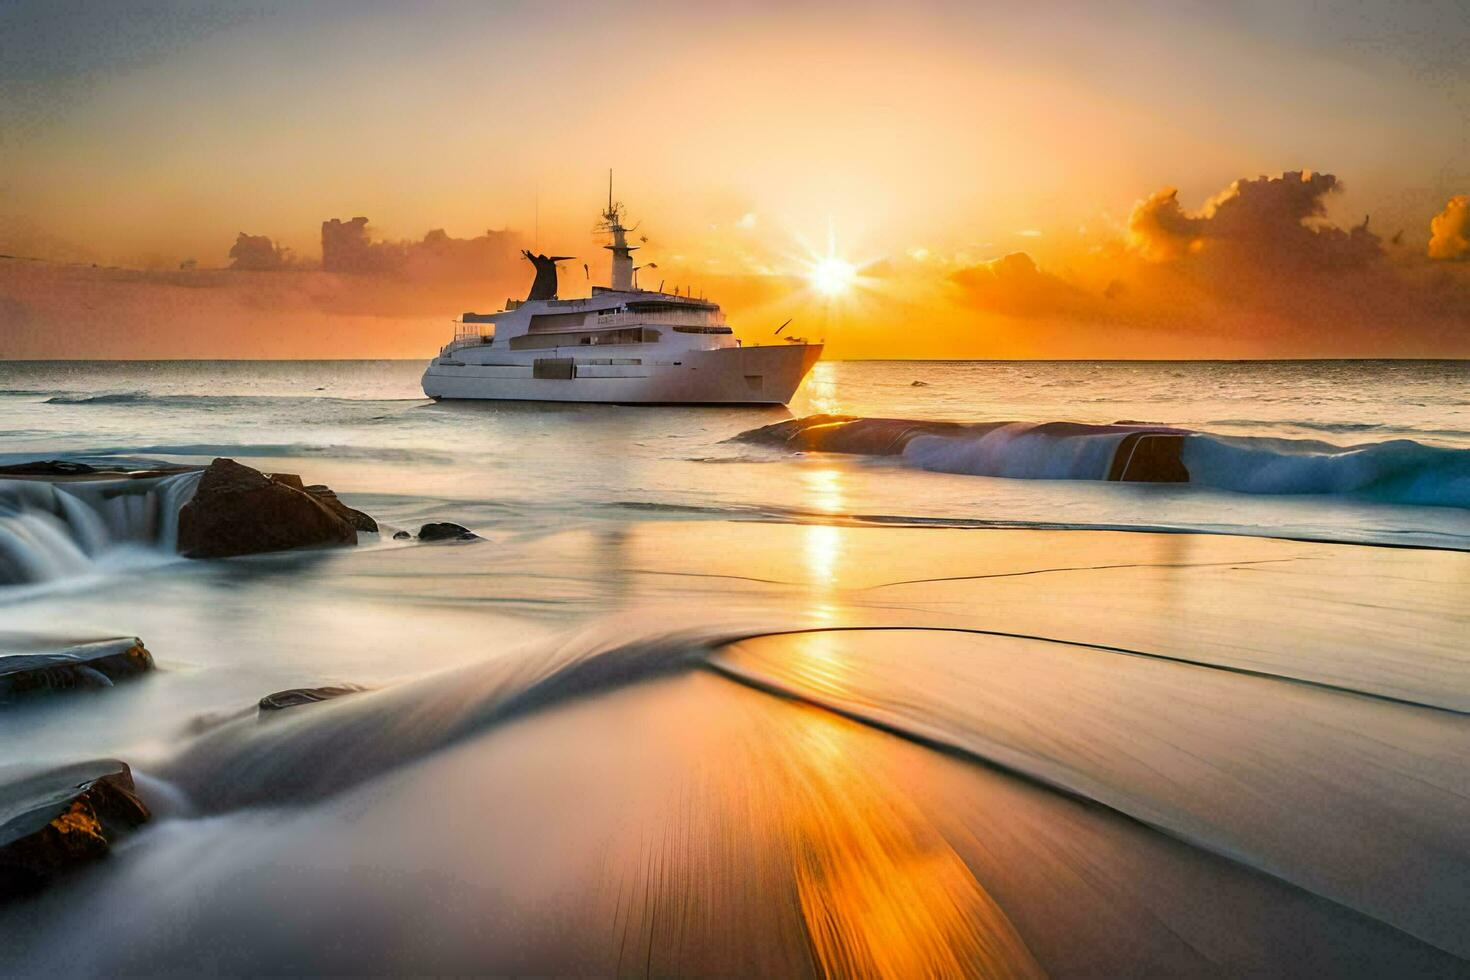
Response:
[810,255,857,296]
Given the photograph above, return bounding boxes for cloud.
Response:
[1128,170,1380,270]
[948,251,1091,317]
[935,169,1470,355]
[228,232,289,270]
[1103,170,1470,353]
[0,210,539,358]
[320,217,521,281]
[4,171,1468,359]
[320,217,392,274]
[1428,195,1469,260]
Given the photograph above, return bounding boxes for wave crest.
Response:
[734,415,1470,509]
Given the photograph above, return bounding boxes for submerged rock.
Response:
[180,705,256,737]
[258,684,368,712]
[177,458,361,559]
[0,637,153,700]
[0,759,150,900]
[392,531,412,541]
[417,522,479,542]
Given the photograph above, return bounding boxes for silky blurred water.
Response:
[2,358,1468,974]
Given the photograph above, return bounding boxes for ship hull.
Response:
[421,343,822,405]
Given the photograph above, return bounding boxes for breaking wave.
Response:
[734,415,1470,509]
[0,471,201,588]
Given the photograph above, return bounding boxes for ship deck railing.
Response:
[441,328,494,357]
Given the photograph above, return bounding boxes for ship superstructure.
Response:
[421,178,822,405]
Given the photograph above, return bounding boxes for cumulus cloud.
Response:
[321,217,520,280]
[934,169,1470,354]
[1428,195,1469,260]
[1128,170,1380,270]
[1101,170,1470,353]
[227,232,288,270]
[948,251,1091,317]
[320,217,393,274]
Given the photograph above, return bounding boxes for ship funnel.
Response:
[523,250,572,301]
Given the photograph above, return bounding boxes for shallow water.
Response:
[0,359,1467,973]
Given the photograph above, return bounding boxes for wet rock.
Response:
[304,485,378,533]
[0,759,150,900]
[392,531,412,541]
[0,460,193,480]
[177,458,360,559]
[1107,433,1190,483]
[910,380,930,386]
[258,684,368,712]
[0,637,153,700]
[734,414,977,455]
[417,522,479,542]
[0,460,97,476]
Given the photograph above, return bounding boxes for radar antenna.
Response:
[595,169,640,291]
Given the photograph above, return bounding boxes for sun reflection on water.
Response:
[779,705,1044,979]
[800,466,846,625]
[801,360,843,416]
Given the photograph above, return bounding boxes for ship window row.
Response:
[625,300,719,314]
[508,327,661,351]
[672,325,734,335]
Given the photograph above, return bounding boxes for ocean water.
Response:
[3,358,1468,549]
[1,358,1468,974]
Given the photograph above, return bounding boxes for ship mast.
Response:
[597,169,638,291]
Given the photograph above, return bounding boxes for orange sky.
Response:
[2,0,1467,358]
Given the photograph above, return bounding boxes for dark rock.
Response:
[0,460,97,476]
[176,458,359,559]
[417,522,479,542]
[392,530,412,541]
[1107,433,1190,483]
[910,380,929,386]
[0,637,153,700]
[258,684,368,712]
[0,760,150,900]
[734,414,980,455]
[0,461,193,480]
[304,485,378,533]
[268,472,305,491]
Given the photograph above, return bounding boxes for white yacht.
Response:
[421,184,822,405]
